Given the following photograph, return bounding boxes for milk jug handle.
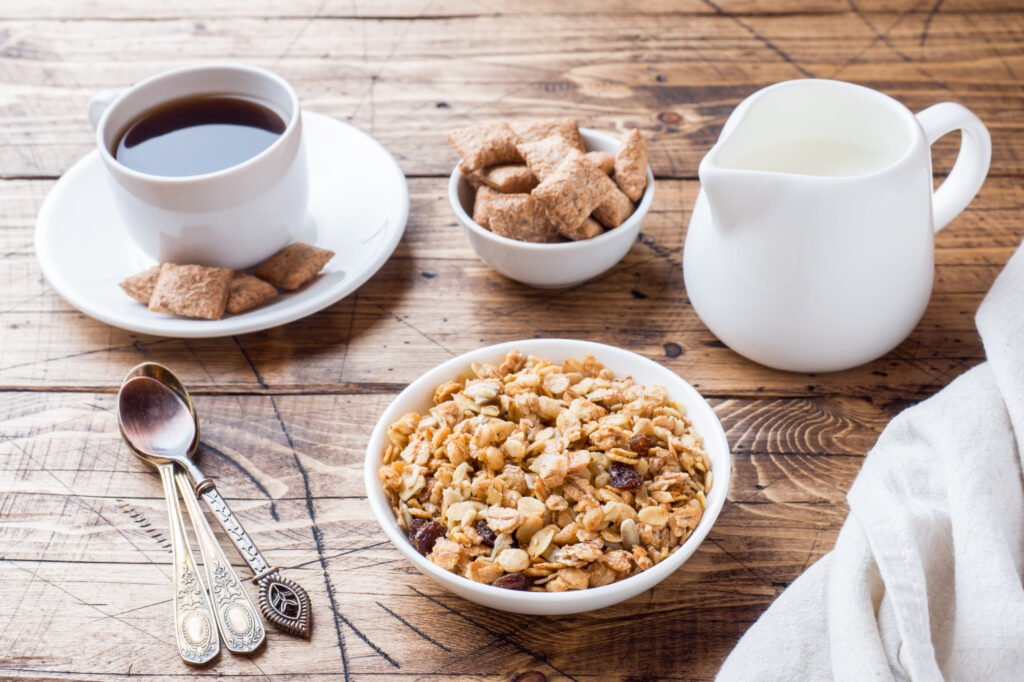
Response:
[915,103,991,233]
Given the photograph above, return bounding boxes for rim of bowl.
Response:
[364,338,731,609]
[448,128,656,252]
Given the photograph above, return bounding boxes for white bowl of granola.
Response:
[449,129,655,289]
[365,339,730,615]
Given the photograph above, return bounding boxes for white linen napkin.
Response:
[718,242,1024,682]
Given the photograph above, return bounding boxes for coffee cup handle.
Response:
[915,103,991,233]
[87,90,123,131]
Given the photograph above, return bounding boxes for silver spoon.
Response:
[117,374,221,666]
[118,371,269,653]
[119,363,312,639]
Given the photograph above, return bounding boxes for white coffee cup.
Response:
[88,63,308,270]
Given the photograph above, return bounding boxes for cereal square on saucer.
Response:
[148,264,232,320]
[533,150,616,240]
[487,194,560,243]
[119,265,161,304]
[614,129,648,202]
[227,273,278,314]
[255,242,335,291]
[447,122,521,171]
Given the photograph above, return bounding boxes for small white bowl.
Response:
[364,338,731,615]
[449,129,656,289]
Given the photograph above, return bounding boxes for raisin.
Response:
[408,519,446,555]
[475,519,497,547]
[629,434,655,457]
[609,461,643,490]
[492,573,531,590]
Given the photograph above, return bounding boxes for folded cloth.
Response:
[718,242,1024,682]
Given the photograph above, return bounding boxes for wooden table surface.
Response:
[1,1,1022,679]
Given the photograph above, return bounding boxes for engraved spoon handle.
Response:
[158,463,219,665]
[175,470,265,653]
[199,484,312,639]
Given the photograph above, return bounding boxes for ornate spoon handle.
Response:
[158,464,220,665]
[199,484,312,639]
[175,470,265,653]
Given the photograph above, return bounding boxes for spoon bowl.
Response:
[118,363,205,482]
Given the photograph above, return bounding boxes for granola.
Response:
[378,351,711,592]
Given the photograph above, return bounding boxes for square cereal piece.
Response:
[614,129,649,202]
[488,193,560,243]
[461,163,536,193]
[473,186,499,228]
[574,217,604,240]
[459,162,485,188]
[511,118,584,151]
[482,164,537,193]
[227,272,278,314]
[479,164,537,193]
[447,122,521,171]
[148,264,232,320]
[532,150,617,239]
[585,151,615,175]
[255,242,335,291]
[593,183,634,228]
[119,265,161,304]
[516,133,575,182]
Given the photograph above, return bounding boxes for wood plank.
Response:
[0,0,1018,21]
[0,177,1019,397]
[0,390,876,679]
[0,12,1022,178]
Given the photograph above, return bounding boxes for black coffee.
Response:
[114,95,286,176]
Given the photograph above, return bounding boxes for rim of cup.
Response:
[94,62,301,186]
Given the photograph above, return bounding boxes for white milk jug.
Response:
[684,79,991,372]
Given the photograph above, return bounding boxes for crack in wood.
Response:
[376,601,453,652]
[115,499,172,552]
[410,586,578,681]
[198,443,280,521]
[920,0,947,46]
[701,0,814,78]
[232,335,269,389]
[269,396,400,673]
[269,395,354,677]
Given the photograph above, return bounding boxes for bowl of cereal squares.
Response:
[447,119,654,289]
[365,338,729,615]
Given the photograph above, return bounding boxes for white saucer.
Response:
[35,111,408,338]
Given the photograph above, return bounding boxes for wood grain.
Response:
[0,9,1022,179]
[0,177,1019,399]
[1,0,1022,679]
[0,390,875,679]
